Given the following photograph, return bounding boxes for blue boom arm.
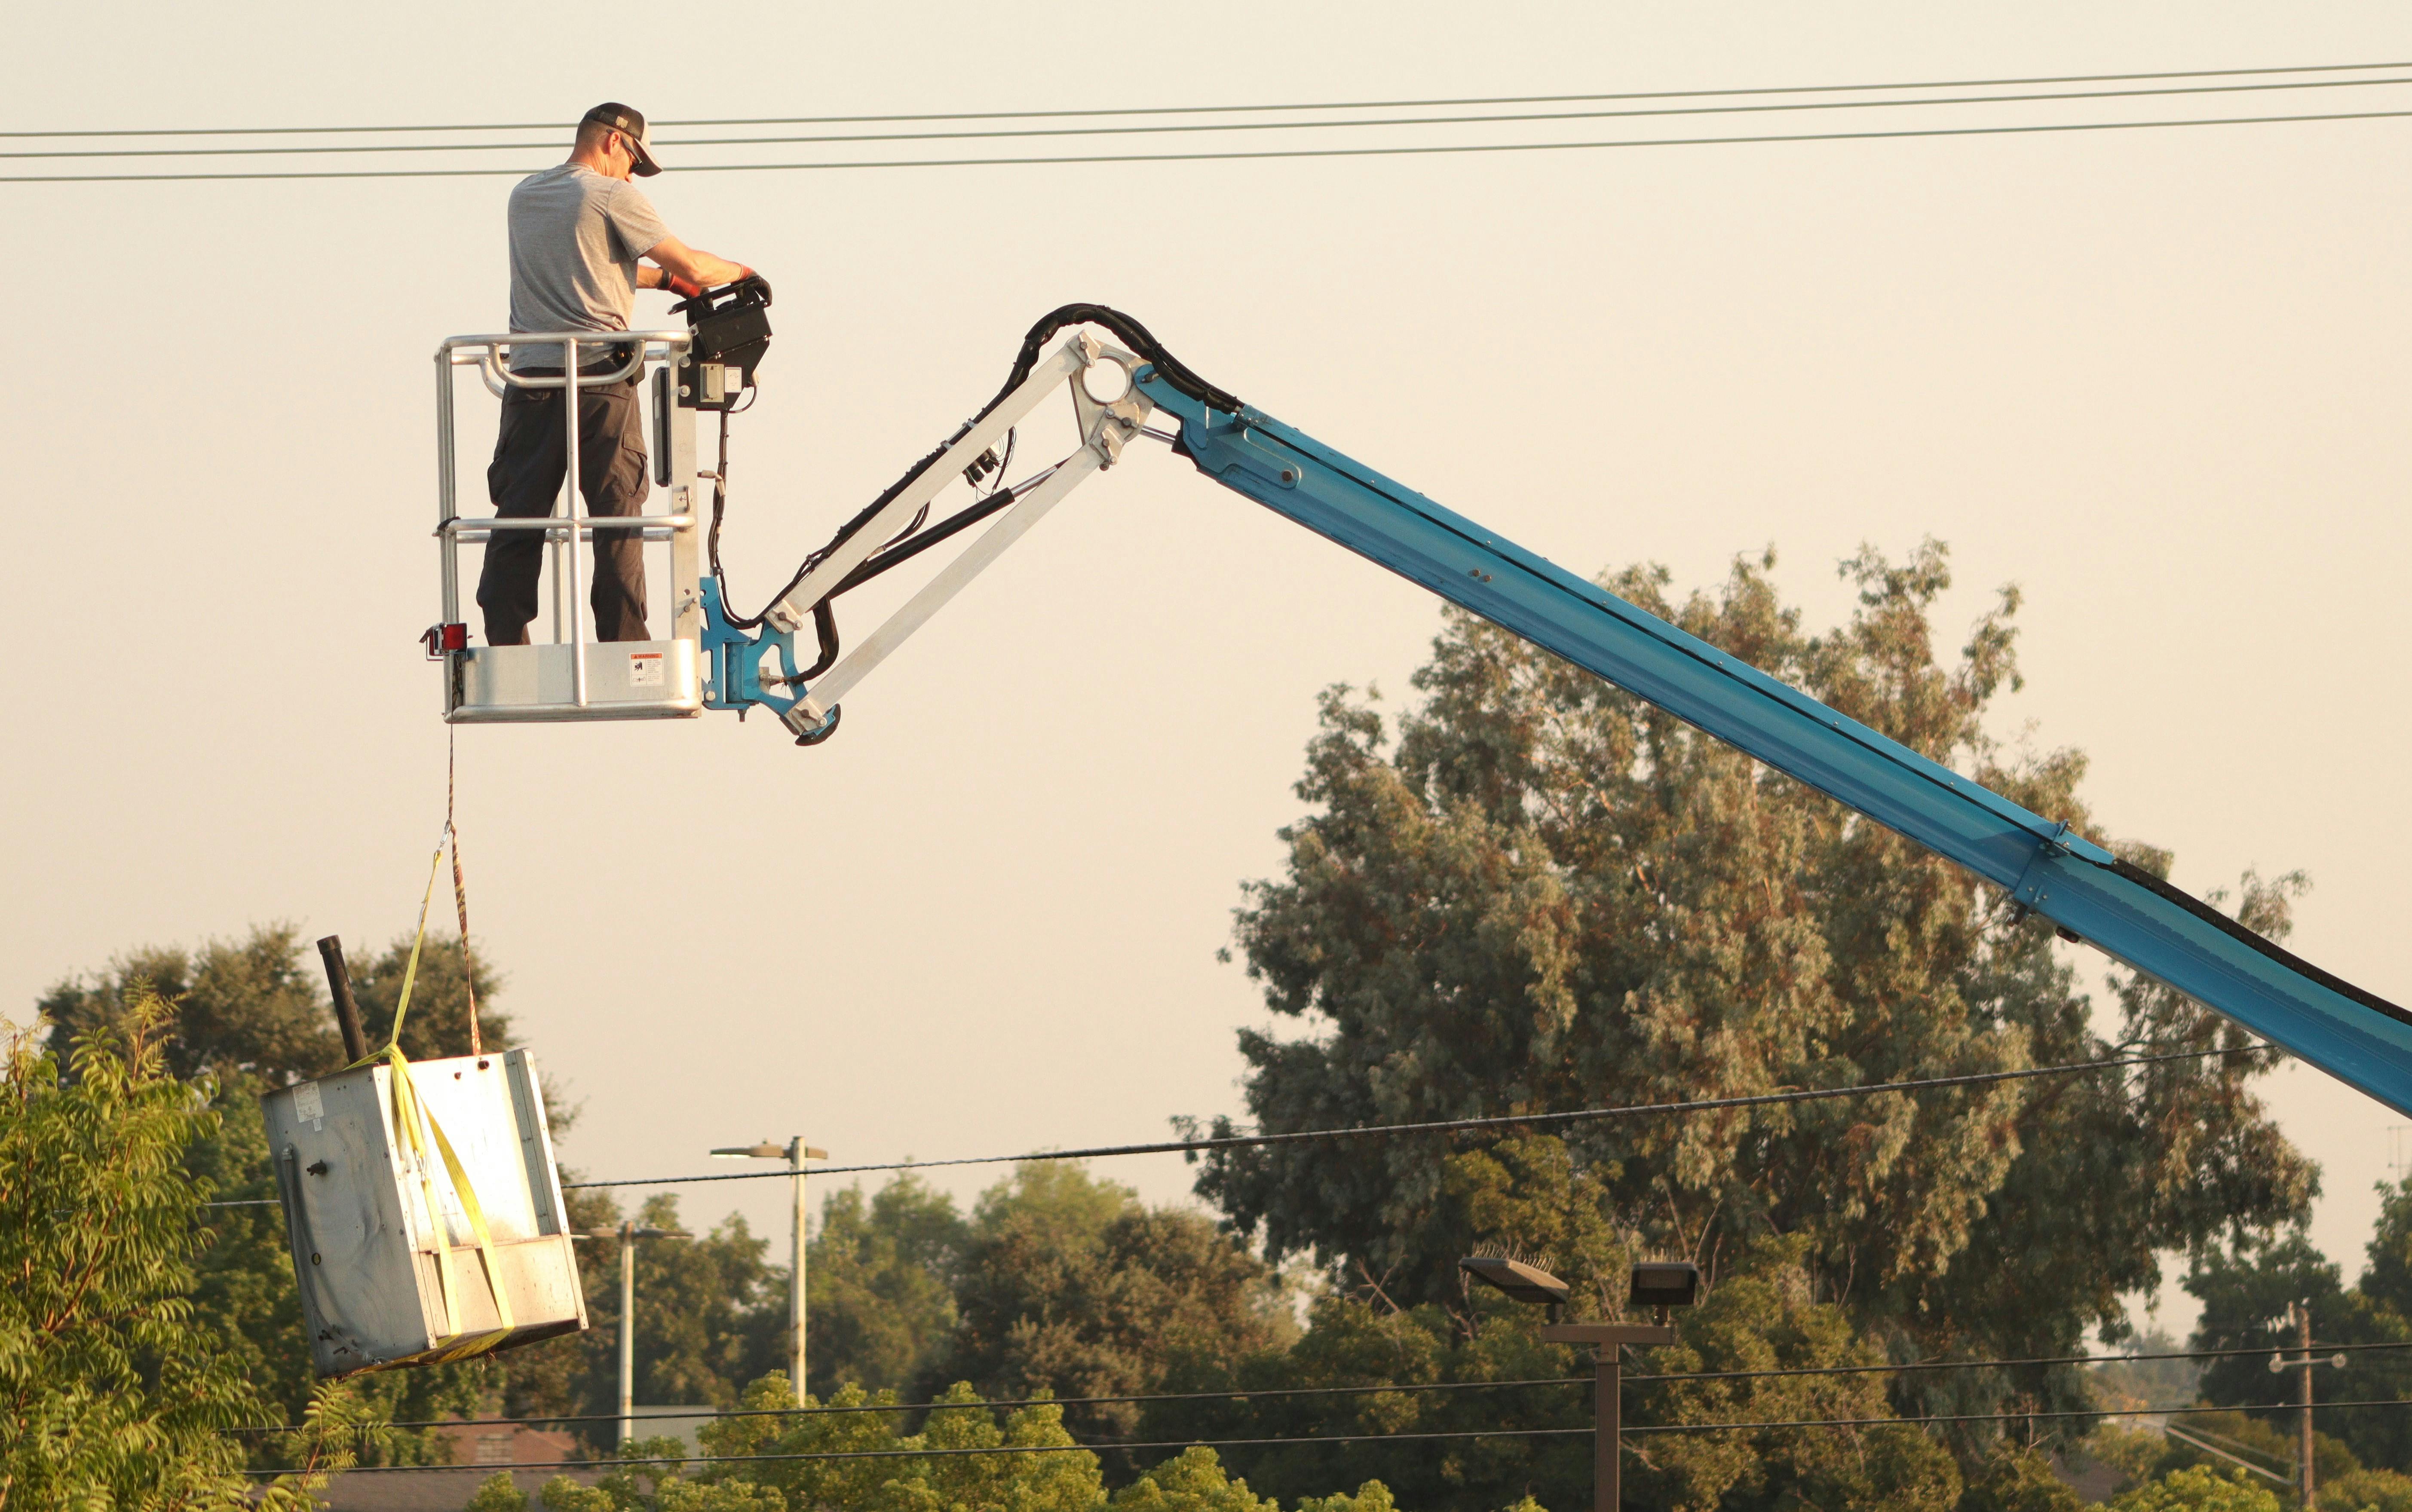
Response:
[1137,367,2412,1116]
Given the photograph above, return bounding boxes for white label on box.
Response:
[628,652,665,688]
[294,1082,323,1123]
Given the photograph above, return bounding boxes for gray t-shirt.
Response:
[506,164,672,370]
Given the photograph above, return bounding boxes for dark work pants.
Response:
[477,370,651,644]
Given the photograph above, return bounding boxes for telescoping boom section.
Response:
[1134,371,2412,1117]
[430,306,2412,1116]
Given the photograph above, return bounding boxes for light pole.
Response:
[2267,1301,2346,1507]
[575,1221,692,1447]
[1461,1257,1701,1512]
[712,1136,827,1398]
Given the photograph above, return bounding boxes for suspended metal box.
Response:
[261,1049,588,1377]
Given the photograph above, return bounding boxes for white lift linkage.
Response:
[767,332,1153,737]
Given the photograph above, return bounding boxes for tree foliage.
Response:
[0,989,345,1509]
[2320,1468,2412,1512]
[38,921,510,1087]
[32,925,564,1471]
[30,544,2378,1512]
[1194,542,2310,1486]
[929,1164,1296,1439]
[2188,1195,2412,1478]
[2113,1466,2284,1512]
[1143,1233,1959,1512]
[807,1174,967,1400]
[462,1379,1421,1512]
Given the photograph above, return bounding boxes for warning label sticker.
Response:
[294,1082,323,1123]
[628,652,665,688]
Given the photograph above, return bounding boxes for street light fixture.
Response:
[1461,1256,1702,1512]
[575,1221,692,1447]
[712,1136,827,1400]
[1458,1255,1572,1319]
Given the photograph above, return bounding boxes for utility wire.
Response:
[1623,1396,2412,1437]
[230,1380,1597,1435]
[554,1044,2244,1194]
[11,108,2411,184]
[223,1339,2412,1436]
[11,75,2412,160]
[12,57,2411,139]
[195,1044,2245,1210]
[245,1429,1594,1477]
[239,1397,2412,1476]
[1635,1337,2412,1386]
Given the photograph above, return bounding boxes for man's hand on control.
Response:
[645,236,754,296]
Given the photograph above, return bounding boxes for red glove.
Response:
[662,271,705,299]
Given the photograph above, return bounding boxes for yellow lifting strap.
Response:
[349,828,515,1359]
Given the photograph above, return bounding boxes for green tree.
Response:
[2320,1468,2412,1512]
[1957,1446,2084,1512]
[929,1163,1296,1439]
[2337,1181,2412,1470]
[2147,1411,2305,1492]
[807,1175,968,1399]
[0,990,354,1508]
[1195,545,2311,1499]
[1143,1235,1953,1512]
[1109,1447,1279,1512]
[34,925,585,1467]
[547,1372,1110,1512]
[37,923,512,1086]
[1624,1236,1960,1512]
[2187,1234,2397,1477]
[615,1194,784,1410]
[497,1189,789,1457]
[38,924,342,1084]
[2113,1465,2284,1512]
[346,927,509,1066]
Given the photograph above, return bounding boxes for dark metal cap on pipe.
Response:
[316,935,369,1063]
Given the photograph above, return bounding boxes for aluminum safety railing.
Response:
[433,330,705,721]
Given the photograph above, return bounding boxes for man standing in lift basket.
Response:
[478,101,757,646]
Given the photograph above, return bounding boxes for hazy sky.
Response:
[7,1,2410,1342]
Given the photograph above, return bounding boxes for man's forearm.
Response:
[679,249,751,286]
[644,240,753,291]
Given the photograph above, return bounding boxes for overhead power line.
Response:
[9,57,2409,139]
[225,1339,2412,1436]
[553,1044,2245,1194]
[194,1044,2247,1210]
[11,108,2411,185]
[1622,1396,2412,1437]
[10,74,2412,160]
[248,1428,1593,1477]
[240,1396,2412,1477]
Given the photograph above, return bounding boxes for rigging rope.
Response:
[446,726,481,1059]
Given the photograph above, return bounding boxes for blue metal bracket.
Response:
[2009,821,2075,912]
[698,578,842,742]
[699,577,801,716]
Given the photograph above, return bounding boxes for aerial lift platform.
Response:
[424,298,2412,1120]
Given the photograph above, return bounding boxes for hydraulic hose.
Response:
[718,305,1240,629]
